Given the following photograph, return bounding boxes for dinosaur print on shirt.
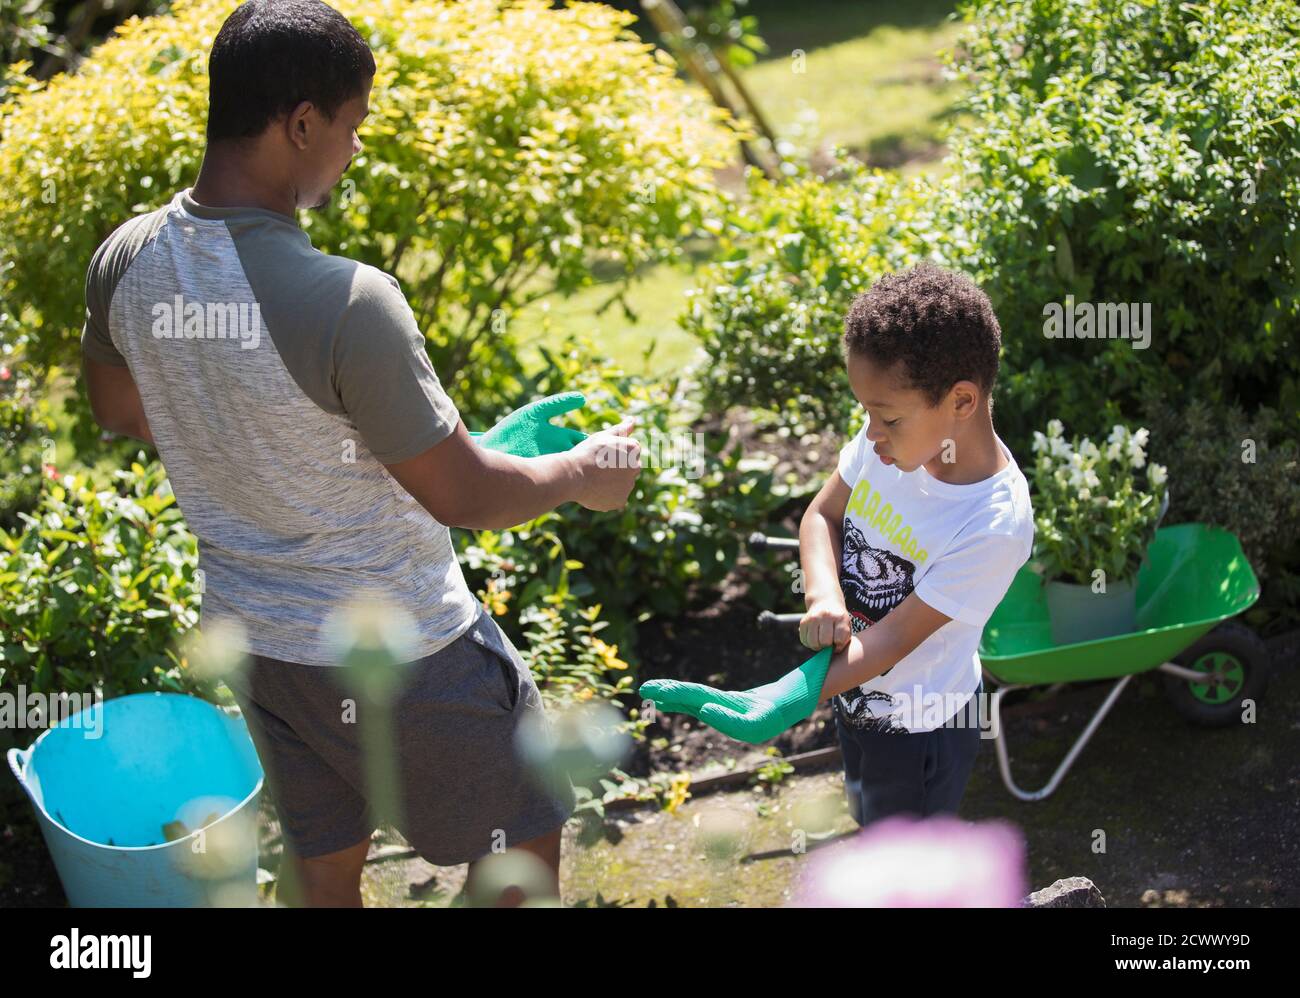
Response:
[834,519,917,733]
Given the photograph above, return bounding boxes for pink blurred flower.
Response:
[791,814,1027,907]
[0,365,10,380]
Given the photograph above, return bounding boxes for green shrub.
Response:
[679,156,977,434]
[461,530,639,718]
[459,336,805,662]
[0,459,204,700]
[685,0,1300,469]
[1141,397,1300,630]
[0,359,56,530]
[946,0,1300,452]
[0,0,737,451]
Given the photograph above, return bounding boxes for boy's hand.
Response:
[800,597,853,653]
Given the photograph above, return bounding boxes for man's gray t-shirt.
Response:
[80,187,480,666]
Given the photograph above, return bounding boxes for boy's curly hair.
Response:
[843,262,1001,407]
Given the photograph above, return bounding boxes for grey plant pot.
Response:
[1044,575,1138,646]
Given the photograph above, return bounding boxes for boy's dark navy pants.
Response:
[833,680,984,827]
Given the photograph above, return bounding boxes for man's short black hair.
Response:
[207,0,376,143]
[843,262,1001,407]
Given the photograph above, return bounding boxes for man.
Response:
[81,0,640,907]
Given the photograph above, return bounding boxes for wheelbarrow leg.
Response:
[988,675,1133,801]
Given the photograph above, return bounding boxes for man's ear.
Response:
[285,100,315,151]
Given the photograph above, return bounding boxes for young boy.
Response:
[641,262,1034,827]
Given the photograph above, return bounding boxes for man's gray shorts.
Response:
[224,606,575,864]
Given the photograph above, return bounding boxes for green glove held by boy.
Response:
[638,646,834,745]
[471,391,588,458]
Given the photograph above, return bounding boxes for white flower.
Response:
[1047,419,1064,438]
[1068,451,1085,468]
[1049,435,1071,458]
[1108,424,1127,446]
[1079,439,1101,461]
[1132,427,1150,448]
[1083,468,1101,489]
[1032,430,1048,453]
[1106,441,1123,462]
[1078,487,1091,500]
[1149,463,1167,487]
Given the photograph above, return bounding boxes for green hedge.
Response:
[0,0,738,452]
[947,0,1300,450]
[0,460,204,700]
[680,157,977,434]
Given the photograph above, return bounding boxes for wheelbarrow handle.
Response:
[748,532,800,552]
[758,610,804,629]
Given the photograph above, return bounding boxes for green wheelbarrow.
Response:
[749,522,1268,802]
[978,523,1268,801]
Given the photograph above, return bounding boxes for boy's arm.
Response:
[638,589,952,745]
[818,591,952,700]
[798,470,853,650]
[799,469,848,604]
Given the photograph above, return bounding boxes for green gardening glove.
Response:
[638,646,834,745]
[471,391,588,458]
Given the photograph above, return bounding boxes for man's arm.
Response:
[818,591,952,700]
[384,418,640,531]
[82,356,155,444]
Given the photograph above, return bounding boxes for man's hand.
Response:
[800,597,853,652]
[568,419,641,512]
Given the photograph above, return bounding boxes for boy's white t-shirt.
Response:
[833,417,1034,733]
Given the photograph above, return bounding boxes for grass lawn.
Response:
[512,242,714,379]
[513,0,965,378]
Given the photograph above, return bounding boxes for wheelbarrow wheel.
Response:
[1163,622,1270,727]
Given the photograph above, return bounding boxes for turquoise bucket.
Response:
[6,692,264,907]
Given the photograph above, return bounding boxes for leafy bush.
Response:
[0,359,56,530]
[680,156,976,434]
[1141,397,1300,630]
[0,0,175,103]
[0,0,737,451]
[946,0,1300,452]
[459,336,805,663]
[686,0,1300,471]
[462,531,639,716]
[0,459,203,700]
